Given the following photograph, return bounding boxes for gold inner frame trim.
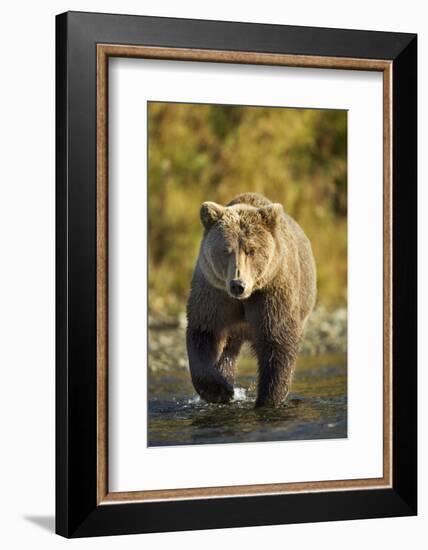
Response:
[96,44,393,505]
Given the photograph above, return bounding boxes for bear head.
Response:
[198,200,283,299]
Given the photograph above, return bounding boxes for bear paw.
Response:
[194,375,234,404]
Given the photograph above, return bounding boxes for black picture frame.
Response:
[56,10,417,538]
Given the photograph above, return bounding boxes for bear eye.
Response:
[247,249,255,257]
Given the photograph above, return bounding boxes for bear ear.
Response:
[258,203,283,229]
[200,202,225,229]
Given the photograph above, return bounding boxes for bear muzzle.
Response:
[229,279,247,298]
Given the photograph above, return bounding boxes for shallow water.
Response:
[148,351,347,447]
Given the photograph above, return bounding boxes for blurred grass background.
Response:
[148,102,347,316]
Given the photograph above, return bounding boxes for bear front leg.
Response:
[246,293,301,408]
[186,328,235,404]
[216,333,243,385]
[254,339,298,407]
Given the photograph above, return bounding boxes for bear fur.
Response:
[186,192,316,407]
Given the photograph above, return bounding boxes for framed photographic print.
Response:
[56,11,417,538]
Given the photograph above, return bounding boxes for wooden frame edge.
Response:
[96,43,393,504]
[97,45,109,503]
[98,44,391,71]
[383,62,393,488]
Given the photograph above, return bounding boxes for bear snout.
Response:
[229,279,246,297]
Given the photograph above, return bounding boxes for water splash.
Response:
[233,387,248,401]
[185,388,247,406]
[186,394,201,405]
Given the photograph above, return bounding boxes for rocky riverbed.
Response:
[148,306,347,446]
[148,306,347,373]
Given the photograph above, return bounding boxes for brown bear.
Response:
[186,192,316,407]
